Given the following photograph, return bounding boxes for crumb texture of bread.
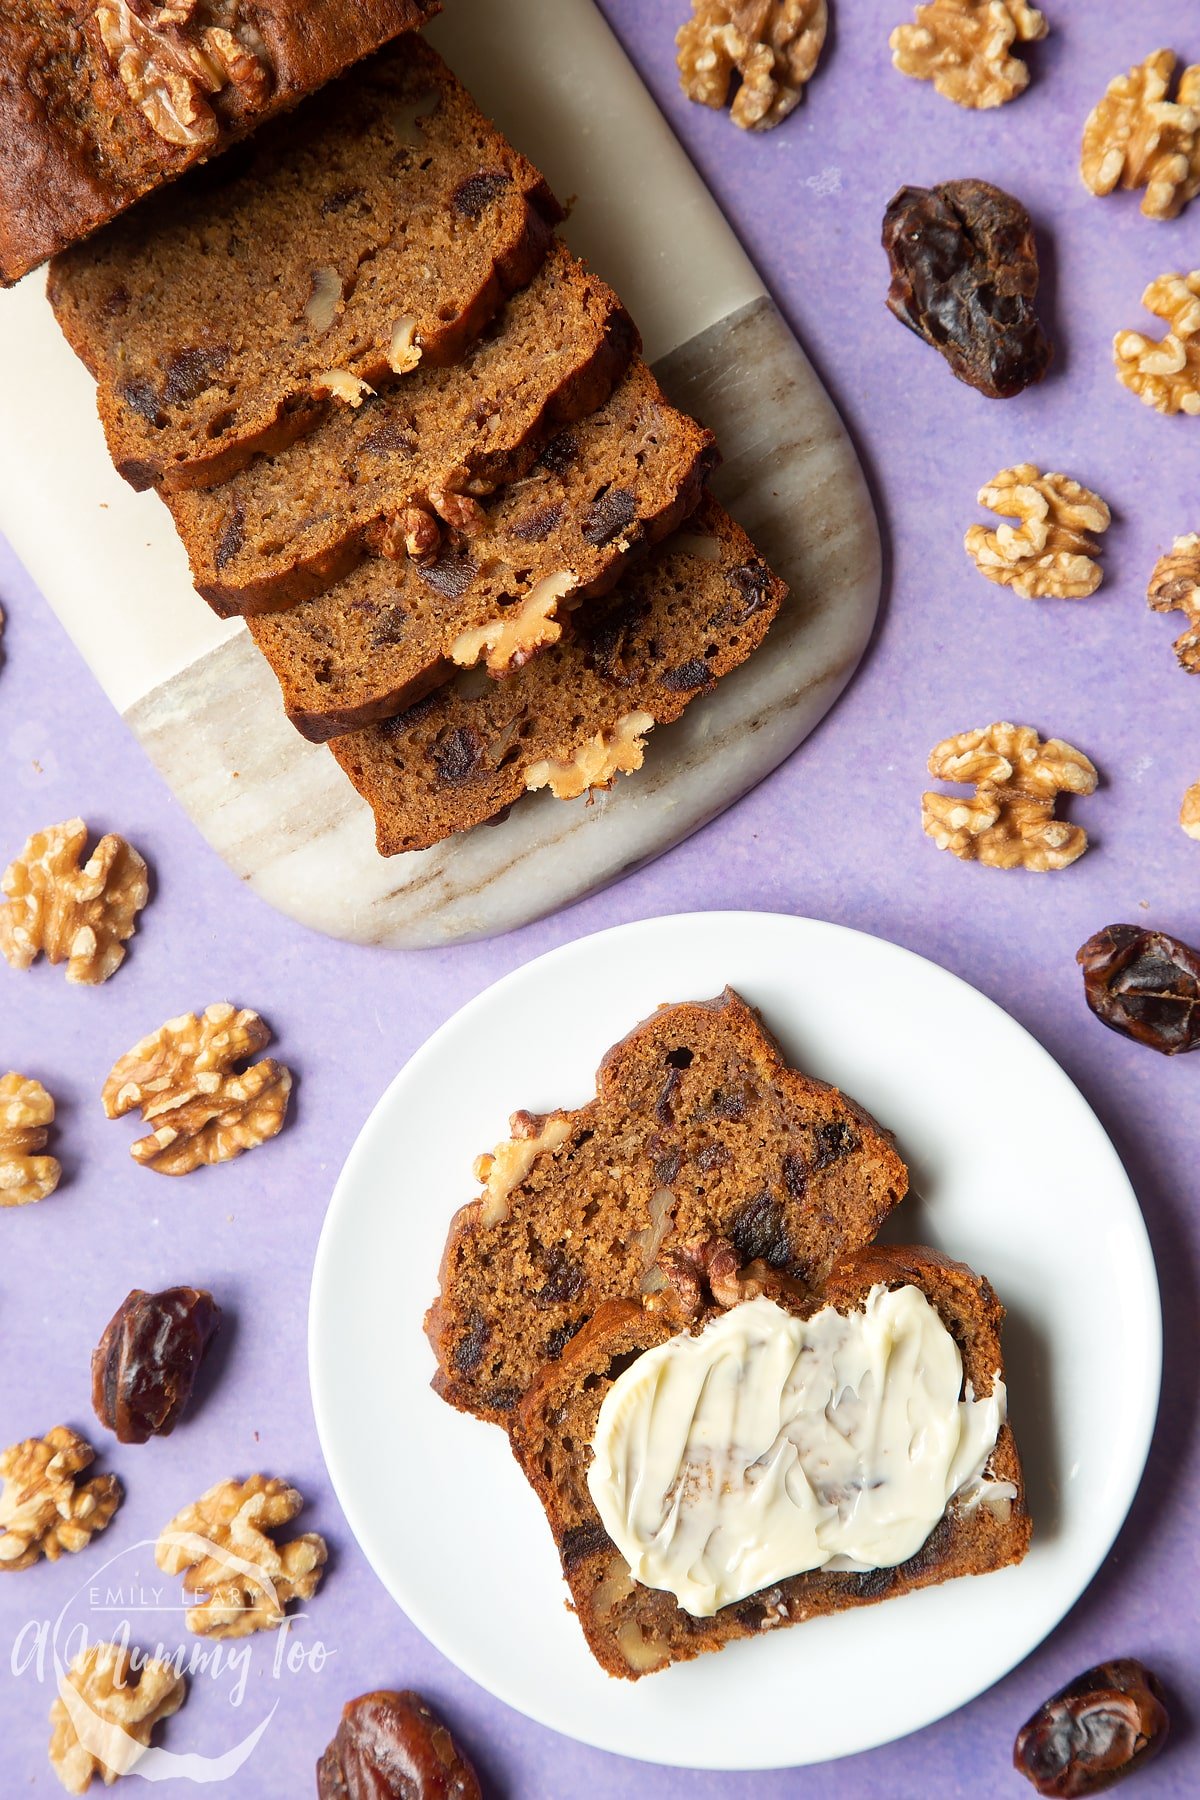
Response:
[165,240,638,613]
[331,494,783,852]
[509,1242,1030,1678]
[0,1,441,284]
[425,988,908,1421]
[49,38,561,493]
[248,362,719,740]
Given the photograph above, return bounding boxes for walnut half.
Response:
[0,1427,121,1572]
[102,1003,292,1175]
[890,0,1047,111]
[0,819,149,984]
[1081,51,1200,221]
[0,1072,60,1206]
[1114,272,1200,416]
[525,711,655,801]
[965,465,1111,599]
[923,722,1097,872]
[1147,533,1200,671]
[677,0,828,132]
[156,1474,326,1637]
[49,1641,186,1795]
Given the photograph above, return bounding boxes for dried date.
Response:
[92,1286,221,1444]
[1077,925,1200,1055]
[882,179,1052,398]
[317,1690,482,1799]
[1014,1658,1168,1796]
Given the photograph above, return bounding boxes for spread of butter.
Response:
[586,1288,1009,1617]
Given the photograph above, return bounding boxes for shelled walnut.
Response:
[1081,50,1200,221]
[156,1474,326,1637]
[49,1641,186,1795]
[1148,533,1200,669]
[0,1427,121,1571]
[676,0,828,131]
[0,1072,60,1206]
[0,819,149,984]
[95,0,273,151]
[965,466,1111,599]
[890,0,1046,110]
[102,1003,291,1175]
[923,722,1097,871]
[317,1691,483,1800]
[1182,781,1200,839]
[525,711,655,800]
[1115,272,1200,415]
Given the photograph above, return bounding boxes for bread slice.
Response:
[1,0,439,286]
[49,38,561,492]
[424,989,909,1423]
[329,494,782,854]
[247,362,719,741]
[165,240,637,614]
[509,1241,1030,1679]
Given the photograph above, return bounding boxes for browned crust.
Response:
[424,988,909,1420]
[0,1,441,285]
[509,1242,1030,1679]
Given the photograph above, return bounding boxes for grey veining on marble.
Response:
[127,297,881,948]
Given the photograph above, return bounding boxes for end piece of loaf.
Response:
[165,240,638,613]
[1,0,440,285]
[510,1242,1030,1679]
[49,37,561,492]
[425,988,909,1422]
[248,361,720,740]
[330,494,783,854]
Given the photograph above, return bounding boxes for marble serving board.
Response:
[0,0,880,949]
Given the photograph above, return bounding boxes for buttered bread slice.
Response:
[510,1240,1030,1679]
[49,37,561,493]
[425,990,909,1422]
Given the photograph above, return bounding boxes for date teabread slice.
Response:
[425,988,909,1422]
[509,1242,1029,1679]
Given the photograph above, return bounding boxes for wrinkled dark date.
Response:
[1013,1659,1169,1796]
[91,1286,220,1444]
[1077,925,1200,1055]
[882,179,1052,398]
[317,1691,482,1800]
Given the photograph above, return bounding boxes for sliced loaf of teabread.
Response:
[330,494,782,854]
[165,240,638,614]
[509,1241,1030,1679]
[49,36,561,492]
[248,361,719,739]
[424,988,909,1423]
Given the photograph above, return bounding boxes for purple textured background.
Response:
[2,2,1198,1793]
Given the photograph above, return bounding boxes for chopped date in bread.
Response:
[248,362,719,740]
[1,0,441,284]
[424,989,908,1422]
[50,38,562,492]
[509,1243,1029,1679]
[330,495,783,855]
[165,241,639,613]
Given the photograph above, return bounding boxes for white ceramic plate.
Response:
[309,912,1161,1772]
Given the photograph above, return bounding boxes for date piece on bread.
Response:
[166,240,637,614]
[509,1240,1030,1678]
[331,494,783,853]
[1,0,440,285]
[50,38,561,493]
[425,990,908,1422]
[249,362,719,740]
